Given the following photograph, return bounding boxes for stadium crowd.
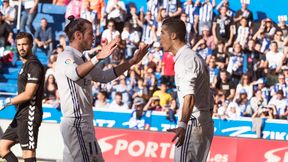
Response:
[0,0,288,125]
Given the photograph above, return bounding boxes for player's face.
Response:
[16,38,32,58]
[82,23,94,51]
[160,26,172,52]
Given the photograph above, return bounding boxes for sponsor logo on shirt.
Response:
[28,73,38,81]
[65,58,73,64]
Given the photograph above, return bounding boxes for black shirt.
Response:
[216,79,236,98]
[0,20,12,46]
[213,15,233,41]
[17,55,45,116]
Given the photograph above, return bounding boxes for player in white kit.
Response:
[160,17,214,162]
[55,16,151,162]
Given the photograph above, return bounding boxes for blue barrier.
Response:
[0,105,287,140]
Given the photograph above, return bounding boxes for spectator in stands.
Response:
[131,78,149,100]
[212,6,234,46]
[213,89,229,118]
[141,11,157,44]
[57,34,67,49]
[216,0,234,18]
[180,13,194,45]
[266,41,285,74]
[147,0,160,20]
[20,0,38,34]
[94,91,110,109]
[143,67,157,93]
[143,96,161,111]
[80,1,97,35]
[83,0,105,36]
[129,97,151,130]
[270,73,288,97]
[254,78,270,101]
[155,7,167,40]
[126,69,138,89]
[152,82,173,107]
[33,18,53,56]
[111,75,132,106]
[121,22,140,59]
[263,18,276,40]
[277,16,288,37]
[0,0,16,28]
[163,0,182,19]
[192,39,212,63]
[273,30,285,53]
[243,39,259,80]
[197,0,216,34]
[234,1,253,27]
[268,90,288,119]
[65,0,82,20]
[199,25,216,50]
[0,12,13,47]
[250,89,267,113]
[183,0,197,35]
[235,89,253,117]
[125,3,144,35]
[109,91,129,110]
[253,26,270,53]
[215,70,236,101]
[106,0,127,32]
[253,41,268,78]
[236,18,250,48]
[212,41,228,70]
[227,43,245,85]
[101,20,120,43]
[161,51,175,88]
[43,74,59,107]
[235,74,253,100]
[208,57,219,89]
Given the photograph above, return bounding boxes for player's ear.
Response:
[170,32,177,40]
[74,31,83,40]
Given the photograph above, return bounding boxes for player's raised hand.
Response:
[167,127,186,147]
[96,37,120,60]
[129,42,153,65]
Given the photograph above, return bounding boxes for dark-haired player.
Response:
[0,32,45,162]
[55,15,151,161]
[161,17,214,162]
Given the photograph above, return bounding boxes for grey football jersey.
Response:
[174,45,211,114]
[55,46,117,121]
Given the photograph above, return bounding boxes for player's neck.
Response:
[70,41,84,53]
[170,41,186,56]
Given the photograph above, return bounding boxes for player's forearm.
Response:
[76,55,102,78]
[113,60,134,77]
[180,95,195,124]
[11,92,35,105]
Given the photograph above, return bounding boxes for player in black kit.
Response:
[0,32,45,162]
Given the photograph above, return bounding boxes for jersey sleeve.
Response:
[179,55,199,97]
[90,63,117,83]
[27,62,44,84]
[57,52,80,81]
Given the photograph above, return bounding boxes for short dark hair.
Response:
[162,17,186,42]
[16,32,34,45]
[64,15,92,42]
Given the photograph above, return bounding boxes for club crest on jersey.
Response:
[65,58,73,64]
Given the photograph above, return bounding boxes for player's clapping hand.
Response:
[96,37,120,60]
[129,42,153,65]
[167,127,186,147]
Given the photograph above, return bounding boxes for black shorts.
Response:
[1,112,42,150]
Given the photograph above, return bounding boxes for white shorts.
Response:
[174,119,214,162]
[60,120,104,162]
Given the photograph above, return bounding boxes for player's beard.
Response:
[19,49,32,59]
